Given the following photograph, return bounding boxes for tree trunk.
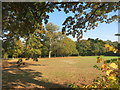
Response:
[49,51,52,58]
[49,38,52,58]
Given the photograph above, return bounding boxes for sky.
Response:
[47,9,119,42]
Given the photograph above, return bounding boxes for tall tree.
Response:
[53,36,78,56]
[24,30,43,61]
[45,22,60,58]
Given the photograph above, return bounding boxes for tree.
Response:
[88,38,105,55]
[2,38,24,58]
[76,38,106,56]
[53,36,78,56]
[24,30,43,61]
[76,40,91,56]
[11,39,24,58]
[2,2,118,40]
[45,22,60,58]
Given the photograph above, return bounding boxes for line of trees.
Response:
[76,38,119,56]
[2,22,78,59]
[2,22,119,59]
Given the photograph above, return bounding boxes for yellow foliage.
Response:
[113,51,117,53]
[102,64,107,69]
[109,63,118,69]
[86,85,92,88]
[108,74,116,81]
[106,70,113,76]
[104,44,110,48]
[81,86,86,88]
[104,44,118,53]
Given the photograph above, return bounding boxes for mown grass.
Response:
[2,56,119,88]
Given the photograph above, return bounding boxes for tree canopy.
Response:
[53,37,78,56]
[2,2,119,40]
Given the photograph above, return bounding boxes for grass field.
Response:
[2,56,119,88]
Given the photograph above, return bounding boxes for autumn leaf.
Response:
[104,44,110,48]
[102,64,107,69]
[106,70,113,76]
[109,63,118,69]
[113,49,118,53]
[104,44,118,53]
[108,75,116,81]
[86,85,92,88]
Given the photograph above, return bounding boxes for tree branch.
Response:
[80,3,106,26]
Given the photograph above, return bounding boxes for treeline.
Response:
[76,38,119,56]
[2,23,119,59]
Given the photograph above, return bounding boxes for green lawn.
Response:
[2,56,119,88]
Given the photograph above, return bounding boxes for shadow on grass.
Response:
[2,61,67,89]
[3,60,46,68]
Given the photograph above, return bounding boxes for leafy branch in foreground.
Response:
[82,44,119,88]
[2,2,119,40]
